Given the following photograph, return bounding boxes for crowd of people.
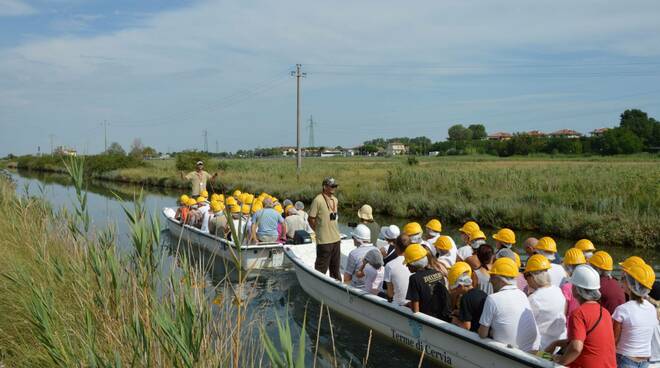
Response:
[177,169,658,368]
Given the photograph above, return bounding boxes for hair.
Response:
[624,274,650,302]
[493,275,517,286]
[564,264,576,276]
[575,286,601,302]
[409,257,428,269]
[395,234,411,253]
[262,198,274,208]
[528,270,551,288]
[476,244,494,269]
[594,267,612,278]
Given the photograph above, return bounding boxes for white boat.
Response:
[284,244,563,368]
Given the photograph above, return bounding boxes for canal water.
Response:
[8,170,658,368]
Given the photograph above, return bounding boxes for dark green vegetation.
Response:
[16,153,144,175]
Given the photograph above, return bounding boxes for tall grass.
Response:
[103,156,659,248]
[0,157,264,367]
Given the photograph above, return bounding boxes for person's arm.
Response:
[410,301,420,313]
[386,282,394,300]
[544,339,568,353]
[553,340,584,366]
[307,197,318,230]
[250,223,257,244]
[343,273,352,285]
[478,325,490,338]
[613,320,622,344]
[180,171,185,180]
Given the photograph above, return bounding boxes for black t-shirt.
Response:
[458,288,488,332]
[406,269,451,321]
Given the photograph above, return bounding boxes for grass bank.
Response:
[0,164,265,367]
[16,154,660,248]
[107,155,660,249]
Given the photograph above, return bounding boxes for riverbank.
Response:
[16,154,660,248]
[0,174,264,367]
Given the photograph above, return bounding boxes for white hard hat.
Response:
[351,224,371,242]
[379,225,400,240]
[570,265,601,290]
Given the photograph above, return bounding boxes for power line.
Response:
[203,129,208,152]
[291,64,306,177]
[308,115,315,148]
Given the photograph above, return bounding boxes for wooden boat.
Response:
[284,244,563,368]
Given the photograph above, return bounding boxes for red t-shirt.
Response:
[599,276,625,315]
[568,302,616,368]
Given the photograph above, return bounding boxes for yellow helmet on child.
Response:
[574,239,595,252]
[469,230,486,242]
[524,254,551,273]
[403,244,427,265]
[403,222,423,236]
[459,221,479,235]
[425,219,442,233]
[623,263,655,289]
[490,257,518,278]
[619,256,645,270]
[563,248,586,266]
[196,196,206,204]
[589,251,613,271]
[492,228,516,244]
[534,237,557,253]
[200,190,209,198]
[434,236,453,251]
[448,262,472,287]
[179,194,190,203]
[241,204,251,215]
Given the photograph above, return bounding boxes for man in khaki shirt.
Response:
[308,177,342,281]
[180,160,217,196]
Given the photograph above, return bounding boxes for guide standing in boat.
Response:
[309,177,342,281]
[180,160,218,196]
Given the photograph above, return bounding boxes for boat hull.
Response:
[284,246,561,368]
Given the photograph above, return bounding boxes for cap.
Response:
[322,177,338,187]
[196,160,204,165]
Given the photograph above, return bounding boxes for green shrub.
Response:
[175,151,213,171]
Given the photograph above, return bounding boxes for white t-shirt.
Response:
[651,322,660,363]
[528,286,567,350]
[362,264,384,294]
[345,245,375,290]
[456,245,473,261]
[479,285,541,352]
[383,255,411,305]
[547,263,567,288]
[612,300,658,357]
[475,268,493,295]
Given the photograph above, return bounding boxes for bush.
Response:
[175,151,212,171]
[16,154,143,175]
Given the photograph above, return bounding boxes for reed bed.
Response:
[105,156,659,248]
[0,158,267,367]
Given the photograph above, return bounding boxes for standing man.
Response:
[309,177,342,281]
[180,160,218,197]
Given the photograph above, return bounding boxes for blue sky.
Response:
[1,0,660,155]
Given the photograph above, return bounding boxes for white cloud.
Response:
[0,0,35,16]
[1,0,660,154]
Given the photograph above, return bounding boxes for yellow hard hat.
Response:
[448,262,472,287]
[619,256,646,270]
[200,190,209,198]
[210,193,220,202]
[244,194,254,204]
[513,252,521,269]
[218,194,225,202]
[274,204,283,214]
[425,219,442,233]
[225,197,237,206]
[563,248,587,266]
[623,263,656,289]
[524,254,551,273]
[534,236,557,253]
[241,204,251,215]
[179,194,190,203]
[403,222,423,236]
[469,230,487,242]
[211,202,224,213]
[271,196,279,204]
[434,236,453,251]
[186,198,197,206]
[285,204,294,212]
[588,251,613,271]
[229,204,241,214]
[196,196,206,204]
[459,221,480,235]
[403,243,428,265]
[490,257,519,278]
[492,228,516,244]
[574,239,595,252]
[233,190,242,198]
[251,202,263,213]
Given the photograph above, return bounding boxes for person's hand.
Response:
[212,172,218,178]
[356,270,365,278]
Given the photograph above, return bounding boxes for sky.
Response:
[1,0,660,156]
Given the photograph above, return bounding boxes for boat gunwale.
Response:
[162,208,284,251]
[283,245,559,368]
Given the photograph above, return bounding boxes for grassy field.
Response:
[93,155,660,249]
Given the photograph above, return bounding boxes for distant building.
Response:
[428,151,440,157]
[549,129,583,139]
[590,128,610,137]
[280,147,297,156]
[487,132,512,141]
[54,146,77,156]
[320,150,343,158]
[386,142,408,156]
[524,130,546,137]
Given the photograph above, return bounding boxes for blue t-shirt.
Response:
[252,208,283,238]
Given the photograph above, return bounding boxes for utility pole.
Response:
[308,115,315,149]
[49,134,54,154]
[101,120,109,152]
[290,64,306,177]
[203,129,208,152]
